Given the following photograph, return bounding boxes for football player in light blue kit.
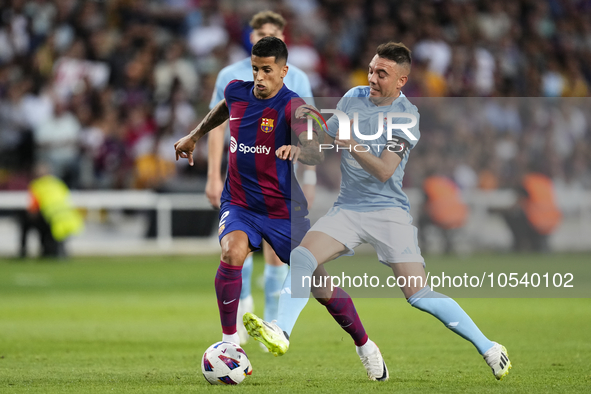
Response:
[244,42,511,382]
[206,11,316,346]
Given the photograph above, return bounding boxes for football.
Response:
[201,341,252,385]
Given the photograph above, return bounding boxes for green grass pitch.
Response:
[1,254,590,393]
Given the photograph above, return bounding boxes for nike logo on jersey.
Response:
[223,299,237,305]
[229,116,240,121]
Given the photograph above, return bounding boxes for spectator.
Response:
[33,98,81,187]
[477,0,511,43]
[93,108,130,189]
[154,40,199,102]
[52,39,110,101]
[414,21,452,77]
[187,4,228,58]
[0,79,36,173]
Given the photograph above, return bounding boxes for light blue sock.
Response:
[408,286,495,355]
[276,246,317,336]
[264,264,289,322]
[240,254,253,300]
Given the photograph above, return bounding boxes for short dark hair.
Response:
[249,10,286,30]
[252,36,288,64]
[376,42,412,68]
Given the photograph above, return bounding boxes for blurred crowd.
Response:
[405,98,590,192]
[0,0,590,193]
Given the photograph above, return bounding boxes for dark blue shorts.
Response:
[218,203,310,264]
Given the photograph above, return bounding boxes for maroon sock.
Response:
[215,261,242,335]
[321,287,368,346]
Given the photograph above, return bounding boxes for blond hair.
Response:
[249,10,286,30]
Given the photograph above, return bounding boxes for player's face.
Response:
[250,23,285,45]
[367,55,409,106]
[251,55,288,99]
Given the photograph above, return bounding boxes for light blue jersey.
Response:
[324,86,420,212]
[209,57,314,110]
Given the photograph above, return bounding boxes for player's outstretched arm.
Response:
[205,121,227,208]
[174,99,229,166]
[335,135,403,182]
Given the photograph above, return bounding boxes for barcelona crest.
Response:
[261,118,274,133]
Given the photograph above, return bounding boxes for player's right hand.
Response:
[205,176,223,209]
[276,145,300,162]
[174,135,197,166]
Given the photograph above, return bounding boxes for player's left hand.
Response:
[174,135,197,166]
[276,145,300,161]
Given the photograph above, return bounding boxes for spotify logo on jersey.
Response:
[230,136,237,153]
[230,136,271,155]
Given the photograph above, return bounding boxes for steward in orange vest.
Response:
[501,173,561,252]
[520,173,562,235]
[418,176,469,254]
[423,176,469,230]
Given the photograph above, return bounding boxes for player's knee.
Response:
[221,242,248,266]
[290,246,317,269]
[310,269,332,301]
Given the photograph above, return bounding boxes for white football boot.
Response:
[358,344,389,381]
[483,342,512,380]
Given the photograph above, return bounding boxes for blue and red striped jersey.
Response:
[221,80,308,219]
